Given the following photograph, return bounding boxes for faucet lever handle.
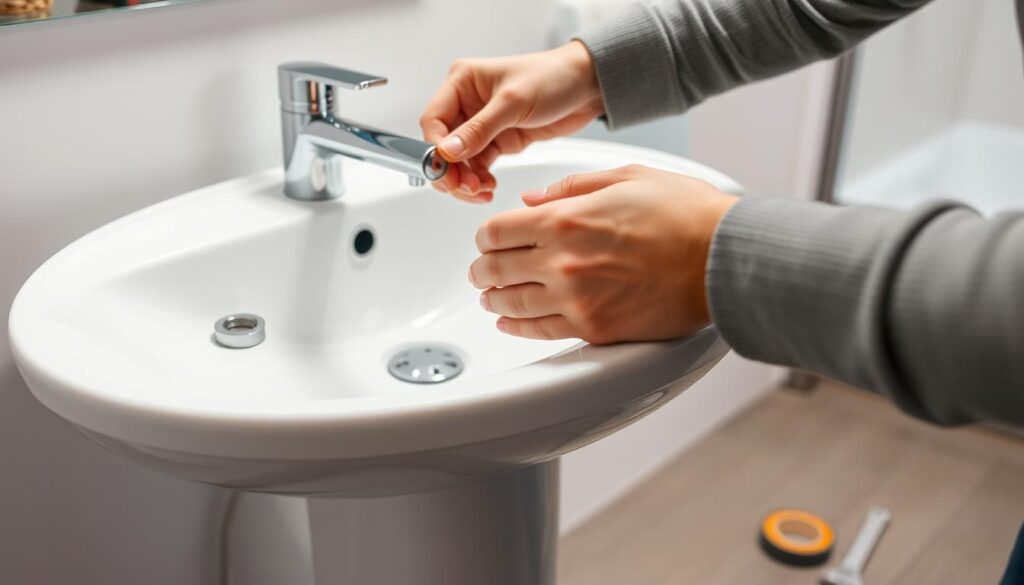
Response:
[278,62,387,113]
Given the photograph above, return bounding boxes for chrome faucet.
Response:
[278,62,449,201]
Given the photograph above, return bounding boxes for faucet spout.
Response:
[278,62,448,201]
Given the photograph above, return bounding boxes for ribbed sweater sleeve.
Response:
[577,0,931,128]
[708,197,1024,427]
[577,0,1024,427]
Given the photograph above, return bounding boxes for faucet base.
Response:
[284,141,347,201]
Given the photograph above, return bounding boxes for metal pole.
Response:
[785,50,858,391]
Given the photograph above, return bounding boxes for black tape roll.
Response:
[759,509,834,567]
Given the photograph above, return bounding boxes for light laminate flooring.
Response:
[558,382,1024,584]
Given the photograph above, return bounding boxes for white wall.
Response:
[689,62,835,201]
[0,0,799,581]
[960,0,1024,126]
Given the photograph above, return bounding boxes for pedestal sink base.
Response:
[305,461,559,585]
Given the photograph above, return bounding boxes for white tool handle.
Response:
[842,506,891,573]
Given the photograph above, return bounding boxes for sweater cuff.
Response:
[706,196,904,375]
[575,3,685,129]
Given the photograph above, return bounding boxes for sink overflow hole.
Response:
[353,228,375,256]
[388,346,464,384]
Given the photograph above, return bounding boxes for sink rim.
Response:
[8,139,737,460]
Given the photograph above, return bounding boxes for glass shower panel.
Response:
[834,0,1024,215]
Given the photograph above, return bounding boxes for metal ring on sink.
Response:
[214,314,266,349]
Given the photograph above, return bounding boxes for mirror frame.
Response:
[0,0,203,28]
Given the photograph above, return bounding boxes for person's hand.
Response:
[469,165,739,344]
[421,41,604,203]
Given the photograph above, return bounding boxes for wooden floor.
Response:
[558,381,1024,584]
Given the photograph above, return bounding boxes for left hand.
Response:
[469,164,738,344]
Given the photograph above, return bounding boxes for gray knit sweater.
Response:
[578,0,1024,427]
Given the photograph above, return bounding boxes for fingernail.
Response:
[468,267,477,286]
[439,135,465,157]
[479,294,492,312]
[522,188,545,201]
[459,181,473,193]
[496,319,508,333]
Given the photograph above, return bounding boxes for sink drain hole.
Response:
[388,346,464,384]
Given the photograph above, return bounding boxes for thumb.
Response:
[521,167,629,206]
[438,95,523,162]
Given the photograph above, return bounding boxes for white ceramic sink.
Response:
[11,138,741,584]
[10,139,736,498]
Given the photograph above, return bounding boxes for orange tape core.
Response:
[761,509,834,555]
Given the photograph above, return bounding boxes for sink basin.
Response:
[10,138,737,493]
[10,138,737,583]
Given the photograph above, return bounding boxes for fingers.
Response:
[496,315,576,340]
[465,129,532,174]
[469,248,543,289]
[421,82,492,200]
[475,207,546,253]
[475,144,503,171]
[440,130,527,199]
[490,128,531,158]
[420,79,461,145]
[522,165,641,206]
[480,283,559,319]
[432,140,500,201]
[467,157,497,192]
[433,162,493,203]
[439,93,526,163]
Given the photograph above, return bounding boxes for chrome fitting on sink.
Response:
[278,62,449,201]
[388,346,464,384]
[214,314,266,349]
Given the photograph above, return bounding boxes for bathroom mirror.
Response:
[0,0,199,27]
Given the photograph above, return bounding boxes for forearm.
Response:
[708,197,1024,427]
[577,0,931,128]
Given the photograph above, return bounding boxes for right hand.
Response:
[420,41,604,203]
